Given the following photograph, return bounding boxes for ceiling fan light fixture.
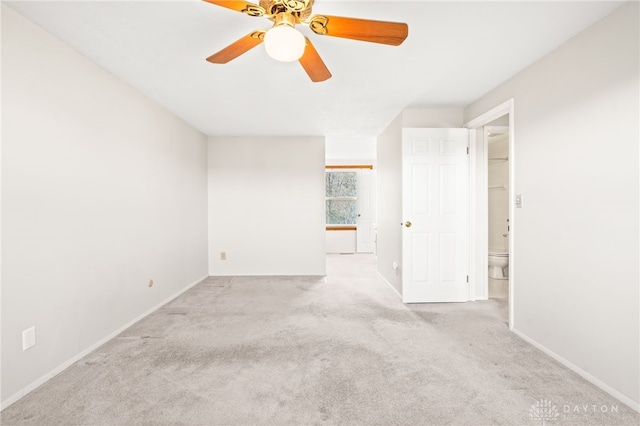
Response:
[204,0,408,81]
[264,24,306,62]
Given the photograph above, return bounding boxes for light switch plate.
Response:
[515,194,523,208]
[22,326,36,351]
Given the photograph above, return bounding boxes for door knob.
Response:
[404,221,412,228]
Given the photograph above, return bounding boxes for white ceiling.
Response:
[6,1,624,138]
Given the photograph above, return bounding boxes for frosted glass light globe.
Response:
[264,25,306,62]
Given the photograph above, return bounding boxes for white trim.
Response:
[512,328,640,413]
[468,128,477,301]
[507,112,515,329]
[0,3,4,401]
[464,99,514,129]
[469,126,489,301]
[480,127,489,300]
[376,271,402,301]
[464,98,515,329]
[0,274,209,410]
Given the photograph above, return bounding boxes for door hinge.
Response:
[466,147,469,155]
[466,275,469,283]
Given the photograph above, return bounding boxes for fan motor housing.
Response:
[260,0,313,21]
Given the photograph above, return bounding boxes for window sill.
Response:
[326,226,357,231]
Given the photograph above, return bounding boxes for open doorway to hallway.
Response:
[324,165,377,255]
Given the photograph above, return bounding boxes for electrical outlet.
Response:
[22,326,36,351]
[220,252,227,261]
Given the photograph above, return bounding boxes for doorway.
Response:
[465,99,515,329]
[325,165,377,255]
[486,126,510,299]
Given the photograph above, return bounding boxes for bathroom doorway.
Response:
[465,99,515,329]
[486,126,510,299]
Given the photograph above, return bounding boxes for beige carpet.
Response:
[2,254,638,425]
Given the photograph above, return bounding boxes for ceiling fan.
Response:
[203,0,408,82]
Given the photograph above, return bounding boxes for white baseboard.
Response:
[512,328,640,413]
[376,271,402,301]
[1,275,208,411]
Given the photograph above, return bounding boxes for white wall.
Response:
[465,2,639,408]
[402,108,464,128]
[326,231,356,254]
[1,5,209,407]
[325,136,376,163]
[376,109,464,296]
[208,136,326,276]
[376,113,403,294]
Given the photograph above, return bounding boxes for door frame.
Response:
[464,99,516,330]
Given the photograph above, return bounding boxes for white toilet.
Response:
[488,250,509,279]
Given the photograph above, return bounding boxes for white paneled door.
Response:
[402,128,470,303]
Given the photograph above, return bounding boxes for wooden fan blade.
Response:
[206,31,265,64]
[202,0,265,17]
[309,15,408,46]
[299,38,331,82]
